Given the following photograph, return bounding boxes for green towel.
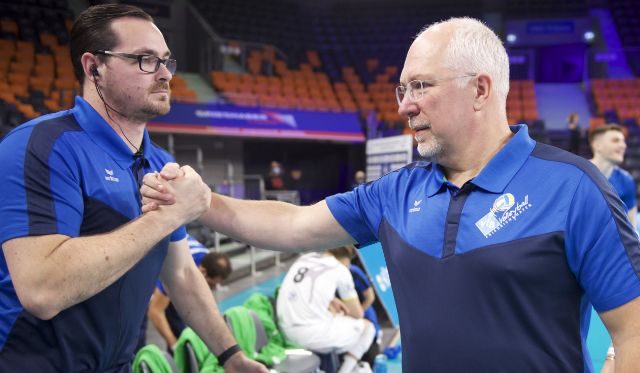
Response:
[133,344,174,373]
[243,292,298,349]
[173,328,224,373]
[225,305,286,366]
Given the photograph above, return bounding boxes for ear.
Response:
[80,52,101,82]
[473,73,491,111]
[198,265,207,277]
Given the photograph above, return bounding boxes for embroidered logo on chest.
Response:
[409,199,422,213]
[475,193,532,238]
[104,169,119,182]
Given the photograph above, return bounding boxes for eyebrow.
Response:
[399,74,436,85]
[132,48,172,58]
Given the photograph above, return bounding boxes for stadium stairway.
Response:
[535,83,591,130]
[590,8,634,79]
[178,72,219,103]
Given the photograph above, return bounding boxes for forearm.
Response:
[612,336,640,372]
[362,297,374,310]
[199,194,352,252]
[148,297,178,347]
[169,266,237,355]
[8,209,180,319]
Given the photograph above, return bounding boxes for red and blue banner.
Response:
[149,103,365,142]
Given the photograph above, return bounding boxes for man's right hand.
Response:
[141,162,189,213]
[146,164,211,224]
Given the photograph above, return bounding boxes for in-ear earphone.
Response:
[91,66,99,77]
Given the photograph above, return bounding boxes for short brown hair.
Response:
[200,252,232,280]
[588,124,625,145]
[327,245,357,260]
[70,4,153,85]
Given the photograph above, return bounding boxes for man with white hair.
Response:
[142,17,640,372]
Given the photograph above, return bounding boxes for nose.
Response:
[398,96,419,118]
[156,62,173,82]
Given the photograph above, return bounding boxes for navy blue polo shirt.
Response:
[327,125,640,373]
[608,166,637,212]
[0,96,186,372]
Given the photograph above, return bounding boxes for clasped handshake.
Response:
[140,163,211,224]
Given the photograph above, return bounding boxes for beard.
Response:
[103,82,171,123]
[410,117,444,159]
[417,139,444,159]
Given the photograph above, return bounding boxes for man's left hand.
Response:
[224,352,269,373]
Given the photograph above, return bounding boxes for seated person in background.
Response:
[349,262,380,367]
[277,246,375,373]
[148,235,231,352]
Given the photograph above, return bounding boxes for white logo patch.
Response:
[409,199,422,213]
[104,169,119,182]
[475,193,532,238]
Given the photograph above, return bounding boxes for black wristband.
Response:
[217,344,241,366]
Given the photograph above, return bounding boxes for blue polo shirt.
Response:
[349,264,379,336]
[0,96,186,372]
[608,166,637,212]
[327,125,640,373]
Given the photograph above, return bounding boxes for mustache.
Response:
[150,83,170,92]
[408,117,430,131]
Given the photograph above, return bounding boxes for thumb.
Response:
[160,162,182,180]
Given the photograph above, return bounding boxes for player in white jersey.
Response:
[277,246,375,373]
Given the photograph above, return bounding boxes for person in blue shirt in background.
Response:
[589,124,637,228]
[349,260,380,368]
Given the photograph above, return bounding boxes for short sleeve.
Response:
[565,174,640,312]
[170,226,186,242]
[0,127,83,244]
[336,265,358,300]
[326,176,391,245]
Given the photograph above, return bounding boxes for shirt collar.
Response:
[71,96,151,169]
[471,124,535,193]
[425,162,448,197]
[426,124,535,196]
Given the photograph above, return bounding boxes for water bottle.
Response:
[373,353,388,373]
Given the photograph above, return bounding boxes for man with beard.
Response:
[142,17,640,372]
[0,5,266,373]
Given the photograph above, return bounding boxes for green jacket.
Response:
[133,344,174,373]
[242,292,299,349]
[225,305,286,366]
[173,328,224,373]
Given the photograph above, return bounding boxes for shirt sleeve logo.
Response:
[475,193,532,238]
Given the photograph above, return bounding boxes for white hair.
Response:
[416,17,510,104]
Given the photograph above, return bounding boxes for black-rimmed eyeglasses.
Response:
[395,74,477,105]
[94,50,177,75]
